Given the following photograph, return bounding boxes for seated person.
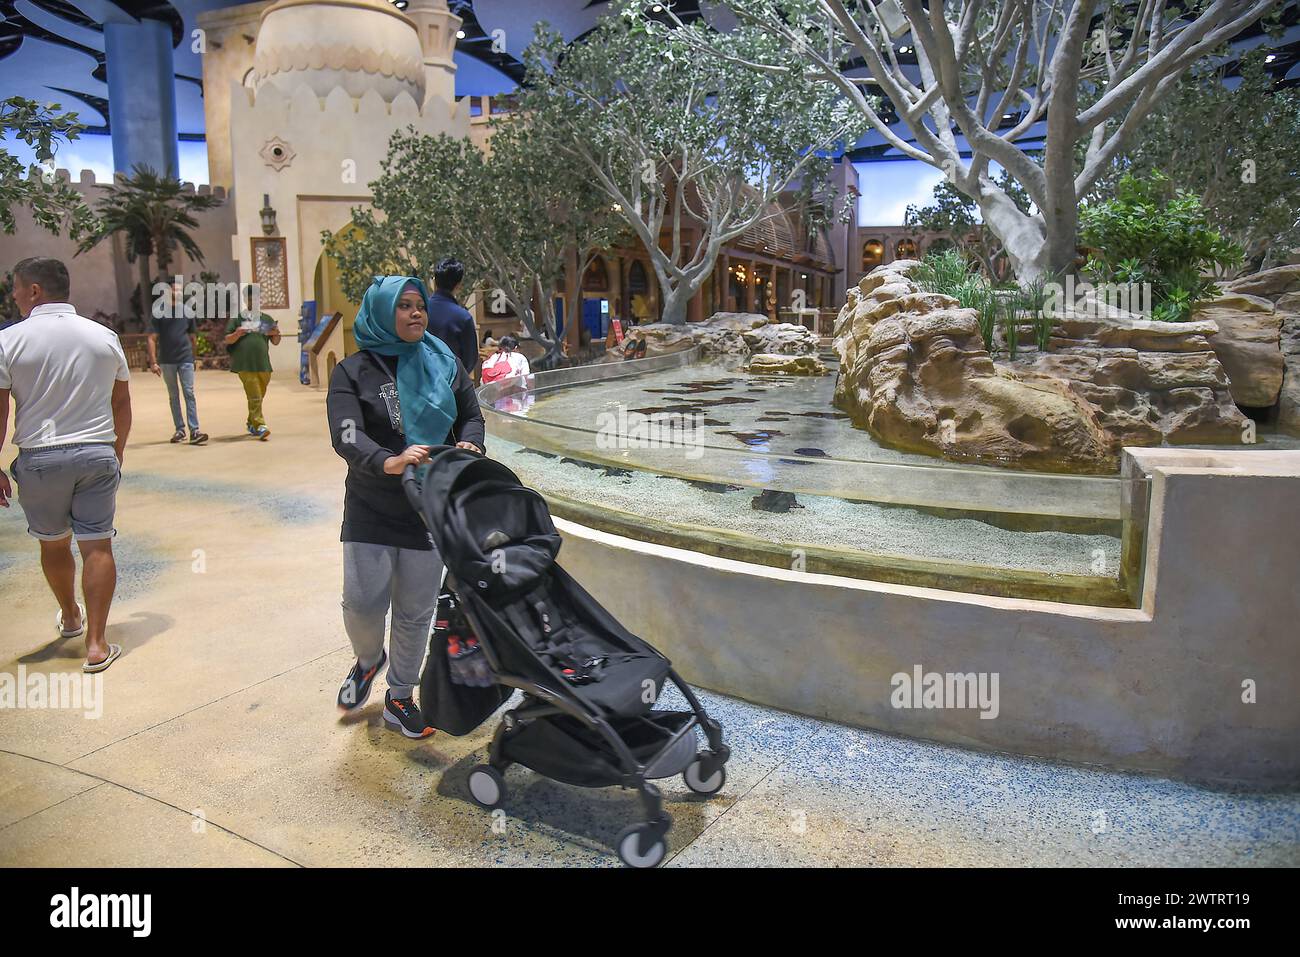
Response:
[481,334,532,384]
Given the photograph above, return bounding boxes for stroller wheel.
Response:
[683,757,727,796]
[467,765,506,810]
[616,821,669,869]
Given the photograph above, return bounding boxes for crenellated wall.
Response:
[0,169,236,324]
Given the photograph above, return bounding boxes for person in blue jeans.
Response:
[146,283,208,445]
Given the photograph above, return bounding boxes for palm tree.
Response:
[78,165,222,321]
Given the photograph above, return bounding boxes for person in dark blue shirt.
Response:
[426,258,479,381]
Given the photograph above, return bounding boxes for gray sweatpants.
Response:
[341,541,443,700]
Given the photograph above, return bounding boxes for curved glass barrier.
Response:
[479,348,1150,607]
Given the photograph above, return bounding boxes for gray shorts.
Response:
[9,443,121,542]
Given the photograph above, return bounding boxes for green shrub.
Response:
[1079,172,1242,321]
[1000,293,1020,359]
[913,248,1050,355]
[1018,274,1054,351]
[970,286,999,355]
[914,249,1003,354]
[912,248,977,299]
[0,271,18,326]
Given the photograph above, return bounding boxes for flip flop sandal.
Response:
[82,644,123,674]
[57,602,86,639]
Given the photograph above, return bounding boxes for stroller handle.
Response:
[401,463,424,514]
[400,443,472,514]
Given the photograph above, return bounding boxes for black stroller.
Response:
[402,448,729,868]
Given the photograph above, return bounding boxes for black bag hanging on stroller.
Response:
[404,448,729,867]
[419,586,509,736]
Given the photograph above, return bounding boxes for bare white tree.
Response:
[684,0,1282,280]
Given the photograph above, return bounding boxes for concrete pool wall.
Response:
[552,447,1300,786]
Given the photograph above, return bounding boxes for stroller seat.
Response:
[572,654,670,717]
[492,579,671,717]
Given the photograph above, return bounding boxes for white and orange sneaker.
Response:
[383,691,435,739]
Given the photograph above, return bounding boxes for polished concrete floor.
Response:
[1,371,1297,867]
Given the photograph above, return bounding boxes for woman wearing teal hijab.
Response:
[326,275,485,739]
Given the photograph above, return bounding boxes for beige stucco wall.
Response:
[226,82,469,374]
[553,447,1300,786]
[0,170,237,325]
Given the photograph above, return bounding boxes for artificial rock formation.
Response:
[742,322,820,356]
[833,261,1249,472]
[1195,292,1284,408]
[1018,312,1247,448]
[1211,264,1300,432]
[833,262,1114,471]
[619,313,818,359]
[1280,293,1300,434]
[747,353,828,376]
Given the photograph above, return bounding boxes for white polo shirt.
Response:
[0,302,131,449]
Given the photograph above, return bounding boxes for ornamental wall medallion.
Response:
[260,137,296,171]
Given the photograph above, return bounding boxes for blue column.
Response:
[104,18,179,178]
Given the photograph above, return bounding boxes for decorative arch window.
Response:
[895,239,918,259]
[582,256,609,293]
[862,239,884,271]
[628,260,649,295]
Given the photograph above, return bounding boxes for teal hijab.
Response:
[353,276,459,448]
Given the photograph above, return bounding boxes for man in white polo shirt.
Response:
[0,257,133,673]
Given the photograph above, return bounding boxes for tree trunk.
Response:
[659,287,690,325]
[516,296,566,370]
[976,190,1054,282]
[659,267,712,325]
[155,236,172,283]
[137,255,152,326]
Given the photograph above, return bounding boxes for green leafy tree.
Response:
[1079,171,1243,322]
[77,165,222,322]
[325,115,624,365]
[0,271,19,326]
[1086,52,1300,273]
[521,5,865,324]
[904,169,1031,279]
[0,96,95,238]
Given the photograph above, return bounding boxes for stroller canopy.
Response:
[419,448,562,601]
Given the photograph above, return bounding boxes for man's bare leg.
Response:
[77,538,116,664]
[38,536,81,634]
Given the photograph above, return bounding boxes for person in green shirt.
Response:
[224,301,281,440]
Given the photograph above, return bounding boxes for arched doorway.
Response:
[627,260,652,322]
[314,222,365,355]
[895,238,918,260]
[862,239,884,272]
[581,255,611,339]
